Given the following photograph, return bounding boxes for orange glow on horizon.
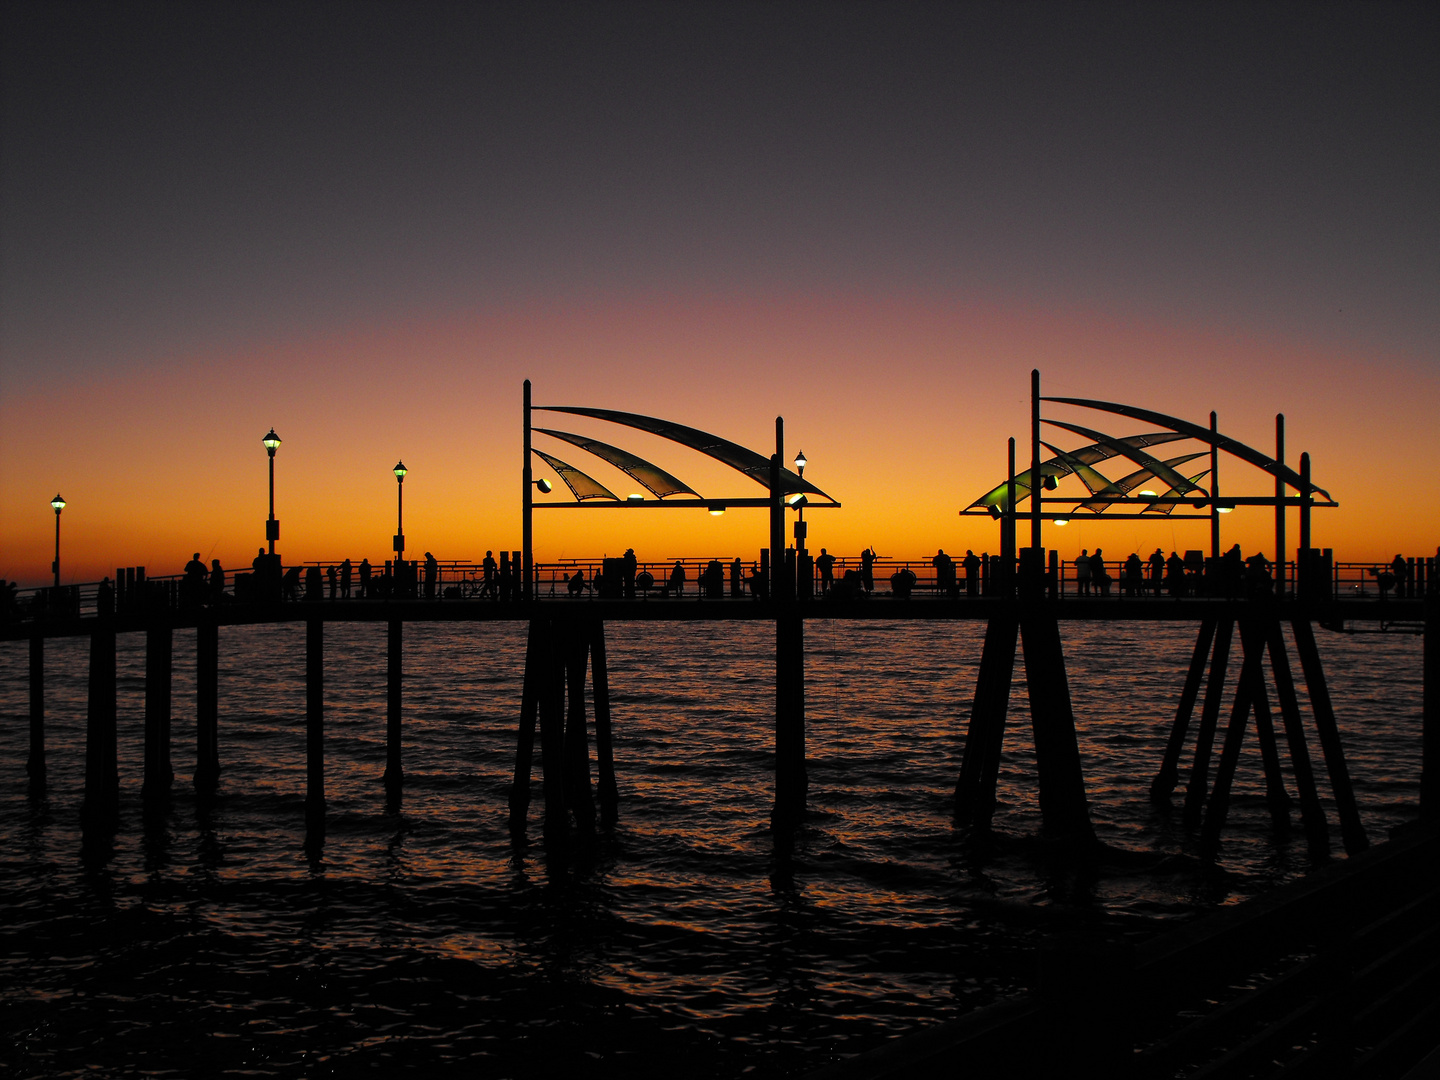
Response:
[3,291,1436,586]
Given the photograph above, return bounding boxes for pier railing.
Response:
[5,554,1436,623]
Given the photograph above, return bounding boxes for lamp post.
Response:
[50,494,66,588]
[393,461,407,560]
[793,450,808,555]
[263,429,281,556]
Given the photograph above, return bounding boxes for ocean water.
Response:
[0,616,1425,1077]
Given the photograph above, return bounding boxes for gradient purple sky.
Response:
[3,2,1437,581]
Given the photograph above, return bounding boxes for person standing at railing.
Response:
[359,558,372,599]
[327,564,338,600]
[861,547,876,592]
[340,559,352,599]
[730,557,744,598]
[424,552,438,600]
[623,548,638,599]
[816,549,836,595]
[480,551,497,599]
[668,560,686,597]
[1075,550,1092,597]
[1148,549,1165,597]
[1092,548,1111,597]
[209,559,226,605]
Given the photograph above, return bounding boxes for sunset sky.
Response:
[3,1,1436,585]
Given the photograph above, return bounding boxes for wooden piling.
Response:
[535,618,568,840]
[306,619,324,837]
[82,623,118,830]
[1264,619,1330,853]
[1151,618,1216,800]
[774,611,807,822]
[1183,618,1234,821]
[27,635,44,786]
[954,613,1019,829]
[1019,611,1095,844]
[1244,623,1292,827]
[1424,594,1438,822]
[1200,620,1268,859]
[1291,617,1368,853]
[384,619,403,792]
[195,619,219,790]
[511,618,542,821]
[590,618,619,824]
[563,621,595,831]
[143,623,174,801]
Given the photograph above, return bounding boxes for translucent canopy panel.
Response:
[535,428,699,499]
[530,449,619,501]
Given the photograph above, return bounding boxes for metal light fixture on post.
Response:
[792,450,808,554]
[262,429,282,556]
[50,494,66,588]
[393,461,407,559]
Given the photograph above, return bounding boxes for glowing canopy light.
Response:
[708,504,726,516]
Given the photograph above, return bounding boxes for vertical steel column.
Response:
[1183,618,1234,820]
[954,613,1019,828]
[1031,369,1042,553]
[522,379,533,601]
[1299,452,1312,594]
[1291,616,1367,852]
[1210,411,1220,560]
[535,618,568,840]
[27,635,44,787]
[384,620,403,793]
[563,621,595,831]
[1019,612,1095,845]
[1265,620,1330,853]
[510,618,543,822]
[1275,414,1286,595]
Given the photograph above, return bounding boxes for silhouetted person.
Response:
[210,559,225,605]
[816,548,836,594]
[282,566,301,602]
[568,569,587,597]
[340,558,352,599]
[1092,548,1111,596]
[183,552,207,607]
[424,551,438,599]
[1223,544,1244,598]
[359,558,372,599]
[1166,551,1186,597]
[731,557,744,598]
[668,560,686,597]
[1245,551,1273,598]
[749,561,767,600]
[963,549,980,597]
[1391,553,1409,598]
[860,547,876,592]
[932,549,955,597]
[1149,548,1166,596]
[1124,553,1143,598]
[481,551,498,599]
[97,576,115,616]
[1075,549,1092,596]
[623,548,638,599]
[327,564,338,600]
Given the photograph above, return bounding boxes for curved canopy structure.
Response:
[1043,397,1332,500]
[535,428,699,499]
[537,406,835,502]
[530,449,619,501]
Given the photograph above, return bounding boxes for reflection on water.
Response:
[0,618,1423,1077]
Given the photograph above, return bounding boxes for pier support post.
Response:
[1291,617,1368,853]
[954,613,1019,829]
[1201,621,1274,858]
[535,618,569,841]
[143,623,174,802]
[82,623,119,833]
[1019,610,1095,845]
[195,619,219,790]
[1265,620,1330,853]
[1183,619,1234,821]
[1424,595,1438,822]
[27,635,44,788]
[306,619,324,840]
[1151,618,1216,800]
[511,618,542,823]
[590,618,619,824]
[384,620,403,793]
[564,621,595,832]
[773,611,807,824]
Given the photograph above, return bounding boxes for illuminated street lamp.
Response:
[263,429,282,556]
[792,450,808,553]
[50,494,66,588]
[393,461,408,558]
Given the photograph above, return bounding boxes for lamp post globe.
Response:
[792,451,808,555]
[50,494,66,588]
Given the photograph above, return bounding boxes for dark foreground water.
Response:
[0,617,1424,1077]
